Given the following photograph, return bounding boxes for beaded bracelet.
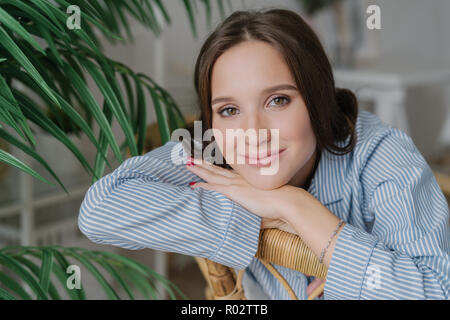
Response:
[319,219,345,264]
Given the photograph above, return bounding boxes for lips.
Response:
[243,148,286,161]
[236,148,287,168]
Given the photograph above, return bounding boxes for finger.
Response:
[262,217,278,223]
[188,157,237,178]
[306,278,326,296]
[190,182,227,195]
[260,220,272,229]
[186,162,231,185]
[189,182,211,190]
[260,219,279,229]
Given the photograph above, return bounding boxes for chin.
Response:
[243,172,288,190]
[231,159,292,190]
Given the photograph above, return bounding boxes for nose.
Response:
[242,112,271,147]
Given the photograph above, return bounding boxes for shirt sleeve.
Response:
[324,128,450,299]
[78,140,262,270]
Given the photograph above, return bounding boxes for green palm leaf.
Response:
[50,248,86,300]
[0,245,185,300]
[13,255,61,300]
[38,248,54,295]
[0,128,68,193]
[80,57,137,158]
[0,286,17,300]
[0,0,225,185]
[64,248,120,300]
[0,252,49,299]
[0,7,45,54]
[0,271,33,300]
[0,148,56,187]
[0,25,59,107]
[0,0,228,301]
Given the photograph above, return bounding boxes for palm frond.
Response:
[0,246,185,300]
[0,0,226,187]
[0,0,226,300]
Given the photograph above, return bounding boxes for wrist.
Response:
[277,186,309,224]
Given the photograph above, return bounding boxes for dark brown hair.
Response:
[191,8,358,167]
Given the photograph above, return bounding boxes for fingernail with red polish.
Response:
[189,182,196,186]
[186,161,194,166]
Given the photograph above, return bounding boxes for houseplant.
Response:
[0,0,230,300]
[31,108,84,177]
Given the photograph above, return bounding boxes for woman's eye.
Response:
[219,107,239,117]
[217,96,289,117]
[269,96,290,107]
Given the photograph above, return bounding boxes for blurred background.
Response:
[0,0,449,299]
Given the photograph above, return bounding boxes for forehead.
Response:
[211,40,294,94]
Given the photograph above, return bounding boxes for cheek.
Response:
[279,104,315,144]
[291,117,315,144]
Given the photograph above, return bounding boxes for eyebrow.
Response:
[211,84,298,106]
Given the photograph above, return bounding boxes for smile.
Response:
[238,148,287,167]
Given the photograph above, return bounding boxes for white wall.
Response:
[370,0,450,157]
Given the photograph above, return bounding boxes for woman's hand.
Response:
[185,157,302,221]
[186,158,326,297]
[261,216,325,298]
[260,217,297,234]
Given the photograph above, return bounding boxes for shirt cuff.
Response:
[213,202,262,270]
[324,222,378,299]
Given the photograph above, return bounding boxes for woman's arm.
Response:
[284,129,450,299]
[78,140,262,270]
[176,126,448,299]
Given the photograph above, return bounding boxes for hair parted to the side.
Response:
[192,8,358,166]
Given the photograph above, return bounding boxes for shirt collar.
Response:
[307,139,350,206]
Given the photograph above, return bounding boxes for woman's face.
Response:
[210,40,318,190]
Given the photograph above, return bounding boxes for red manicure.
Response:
[189,182,196,186]
[186,156,195,166]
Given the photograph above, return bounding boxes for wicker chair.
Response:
[195,228,328,300]
[134,119,450,301]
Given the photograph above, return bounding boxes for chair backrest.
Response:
[195,228,328,300]
[434,171,450,199]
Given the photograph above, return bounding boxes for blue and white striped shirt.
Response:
[78,109,450,299]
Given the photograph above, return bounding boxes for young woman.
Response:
[78,9,450,299]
